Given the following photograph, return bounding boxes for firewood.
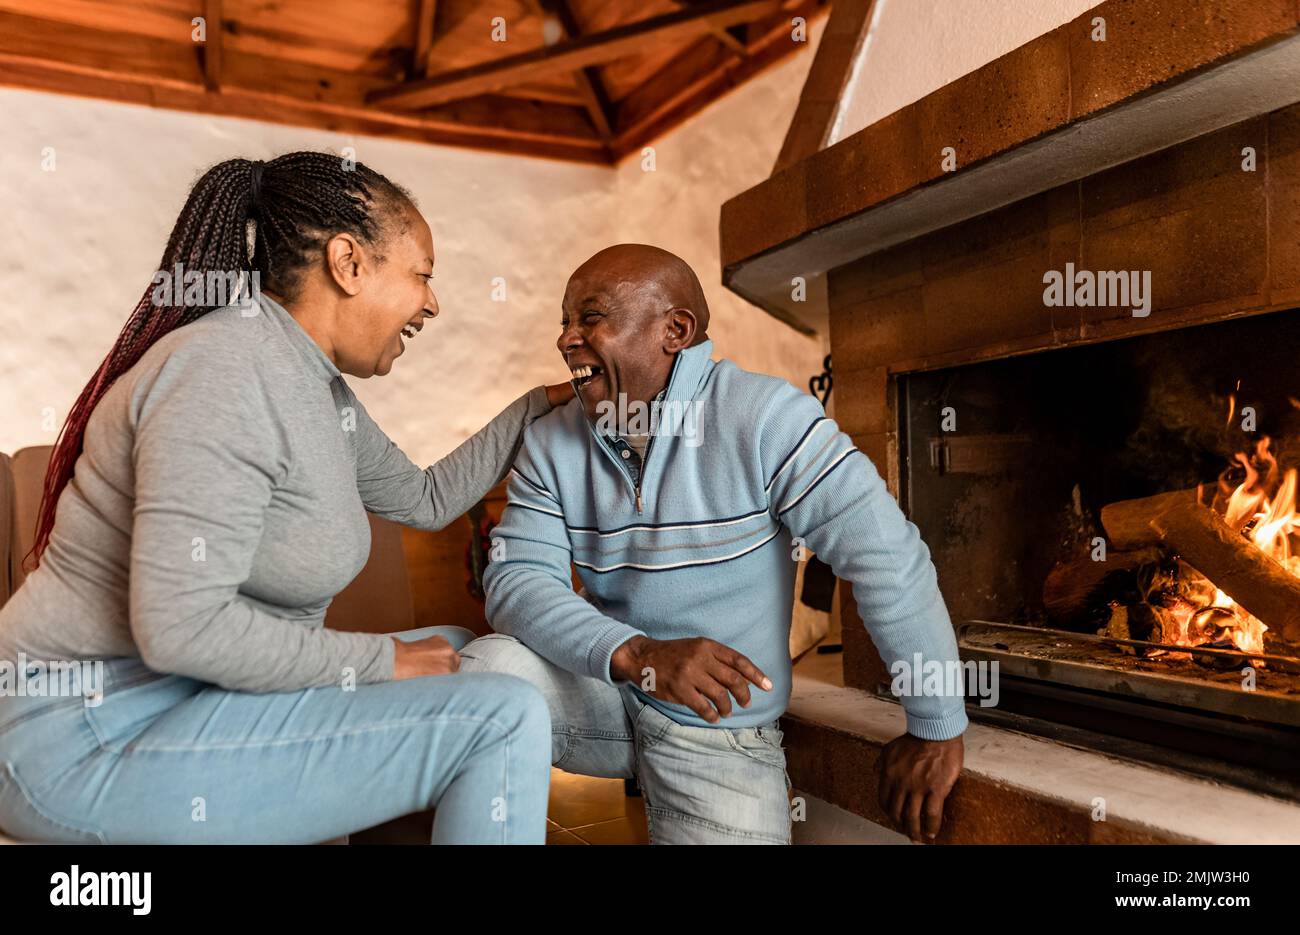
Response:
[1151,501,1300,642]
[1100,488,1204,549]
[1100,603,1170,655]
[1043,548,1160,628]
[1191,638,1245,671]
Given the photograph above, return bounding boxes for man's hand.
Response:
[391,635,461,680]
[610,636,772,723]
[877,733,963,842]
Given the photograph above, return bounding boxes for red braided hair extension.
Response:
[26,152,410,569]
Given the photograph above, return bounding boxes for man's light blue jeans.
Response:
[0,626,552,844]
[459,633,792,844]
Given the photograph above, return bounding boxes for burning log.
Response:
[1151,501,1300,642]
[1043,548,1159,629]
[1099,488,1203,549]
[1101,602,1169,655]
[1190,639,1242,669]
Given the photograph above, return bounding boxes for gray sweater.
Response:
[0,294,551,692]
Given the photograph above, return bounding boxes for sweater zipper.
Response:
[591,428,640,512]
[574,375,640,510]
[589,354,682,515]
[591,425,654,515]
[635,433,658,515]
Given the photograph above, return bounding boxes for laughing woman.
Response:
[0,152,569,844]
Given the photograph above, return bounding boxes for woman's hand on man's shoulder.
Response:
[544,382,575,409]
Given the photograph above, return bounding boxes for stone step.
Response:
[783,677,1300,844]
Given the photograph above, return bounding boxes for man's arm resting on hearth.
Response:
[759,384,969,741]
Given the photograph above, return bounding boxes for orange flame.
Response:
[1162,436,1298,658]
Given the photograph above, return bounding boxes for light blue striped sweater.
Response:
[483,340,969,738]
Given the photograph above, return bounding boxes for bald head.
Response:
[558,244,711,421]
[569,244,710,343]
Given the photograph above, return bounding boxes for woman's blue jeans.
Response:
[0,626,552,844]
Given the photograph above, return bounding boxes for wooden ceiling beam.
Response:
[0,0,184,41]
[612,0,828,159]
[0,9,200,90]
[743,0,813,45]
[541,0,614,143]
[671,0,751,55]
[711,25,749,55]
[773,0,876,172]
[412,0,438,79]
[201,0,223,91]
[0,11,607,163]
[0,1,824,165]
[498,81,584,105]
[367,0,781,110]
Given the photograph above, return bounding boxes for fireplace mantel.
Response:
[721,0,1300,334]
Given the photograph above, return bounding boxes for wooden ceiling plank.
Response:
[711,24,748,54]
[500,81,584,104]
[0,10,606,161]
[0,53,607,161]
[420,0,551,74]
[545,0,615,142]
[571,73,614,140]
[615,37,731,141]
[149,81,608,160]
[612,0,826,157]
[0,9,201,89]
[669,0,750,54]
[202,0,222,91]
[0,0,821,164]
[367,0,781,110]
[215,47,603,146]
[413,0,438,78]
[0,0,193,42]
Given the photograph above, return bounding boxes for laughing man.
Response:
[458,245,967,844]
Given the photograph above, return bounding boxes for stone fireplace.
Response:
[721,0,1300,841]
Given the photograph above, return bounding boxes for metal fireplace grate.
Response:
[954,620,1300,798]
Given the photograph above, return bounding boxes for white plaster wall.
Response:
[0,31,825,465]
[832,0,1102,143]
[613,19,827,385]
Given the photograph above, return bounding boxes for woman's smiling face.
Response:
[333,202,440,378]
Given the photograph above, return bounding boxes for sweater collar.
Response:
[663,338,713,404]
[646,338,712,440]
[596,339,713,432]
[256,291,341,384]
[575,339,714,434]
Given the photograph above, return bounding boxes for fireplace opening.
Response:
[897,309,1300,796]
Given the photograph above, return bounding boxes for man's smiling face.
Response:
[557,254,679,422]
[557,245,711,424]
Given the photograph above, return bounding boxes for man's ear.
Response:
[663,307,697,353]
[325,232,367,297]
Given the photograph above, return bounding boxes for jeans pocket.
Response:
[0,763,106,844]
[630,696,725,754]
[756,721,785,751]
[725,727,786,766]
[83,673,200,753]
[757,722,792,792]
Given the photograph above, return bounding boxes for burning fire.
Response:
[1154,437,1299,658]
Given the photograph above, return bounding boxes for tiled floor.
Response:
[546,771,648,845]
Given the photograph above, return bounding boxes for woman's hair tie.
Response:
[249,160,266,210]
